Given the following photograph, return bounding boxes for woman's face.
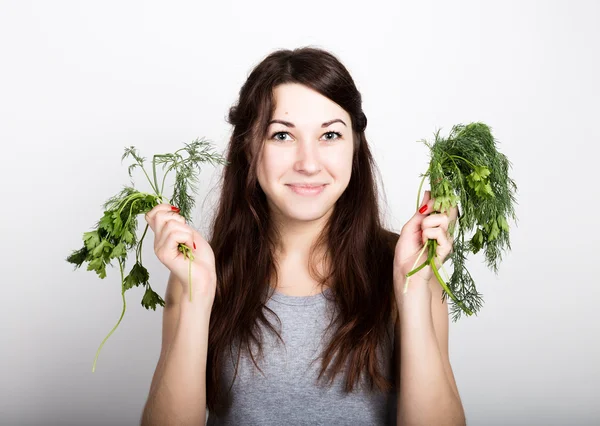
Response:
[257,83,354,225]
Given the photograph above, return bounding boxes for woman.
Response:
[141,47,466,425]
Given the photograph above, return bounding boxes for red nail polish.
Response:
[171,206,180,212]
[193,242,196,250]
[419,204,427,214]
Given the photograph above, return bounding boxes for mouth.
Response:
[286,184,327,196]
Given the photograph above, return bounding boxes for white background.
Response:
[1,0,598,425]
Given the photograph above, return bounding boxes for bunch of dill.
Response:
[405,123,518,322]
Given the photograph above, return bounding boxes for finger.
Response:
[156,229,196,263]
[145,203,171,225]
[422,213,450,234]
[446,205,458,229]
[156,220,192,251]
[418,190,431,213]
[155,209,186,238]
[431,238,454,268]
[449,205,459,223]
[145,204,181,231]
[402,191,433,235]
[422,226,452,250]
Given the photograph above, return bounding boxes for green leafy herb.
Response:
[66,138,228,371]
[404,123,518,322]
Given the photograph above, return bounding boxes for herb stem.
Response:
[137,224,150,262]
[430,256,473,316]
[403,243,428,293]
[152,155,161,198]
[123,198,141,231]
[92,259,128,373]
[449,154,477,169]
[188,255,192,302]
[141,165,159,195]
[115,193,147,216]
[160,162,179,196]
[405,258,429,277]
[440,262,451,282]
[416,169,430,211]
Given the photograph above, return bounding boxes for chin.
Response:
[280,204,334,223]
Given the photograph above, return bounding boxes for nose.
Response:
[293,139,321,175]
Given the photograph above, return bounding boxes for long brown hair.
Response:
[206,46,399,413]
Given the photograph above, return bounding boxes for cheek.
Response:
[329,146,354,179]
[258,146,288,182]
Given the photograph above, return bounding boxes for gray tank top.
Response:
[206,288,397,425]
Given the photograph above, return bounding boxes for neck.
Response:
[273,216,327,261]
[269,213,331,295]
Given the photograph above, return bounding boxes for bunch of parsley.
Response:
[66,138,227,371]
[404,123,518,322]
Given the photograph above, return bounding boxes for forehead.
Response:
[271,83,351,125]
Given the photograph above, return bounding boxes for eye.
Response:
[322,131,342,141]
[271,131,293,142]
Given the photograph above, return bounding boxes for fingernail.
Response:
[419,204,428,214]
[171,206,180,212]
[193,241,196,250]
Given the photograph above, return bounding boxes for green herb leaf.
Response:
[470,228,484,254]
[497,214,509,232]
[110,242,127,260]
[487,218,500,242]
[87,257,107,279]
[83,231,101,251]
[141,286,166,311]
[66,246,89,268]
[67,138,228,372]
[408,122,518,321]
[91,239,114,258]
[123,262,150,290]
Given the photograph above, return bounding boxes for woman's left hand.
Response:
[394,190,459,287]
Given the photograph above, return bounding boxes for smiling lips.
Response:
[286,183,327,196]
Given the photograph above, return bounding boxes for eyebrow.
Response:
[267,118,347,128]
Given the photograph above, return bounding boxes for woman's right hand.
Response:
[145,204,216,306]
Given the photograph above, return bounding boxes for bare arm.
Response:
[394,276,466,426]
[140,272,212,426]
